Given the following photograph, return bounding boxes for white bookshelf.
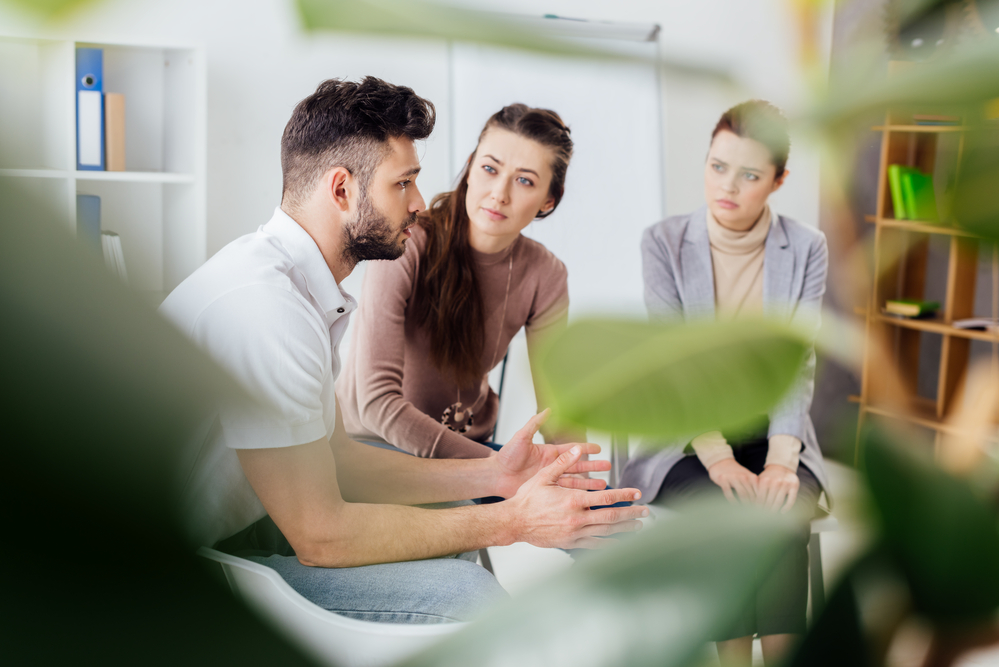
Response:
[0,35,206,300]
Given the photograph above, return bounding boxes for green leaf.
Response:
[537,317,809,440]
[400,502,798,667]
[813,39,999,128]
[953,128,999,242]
[861,427,999,624]
[295,0,625,60]
[789,569,872,667]
[0,0,104,19]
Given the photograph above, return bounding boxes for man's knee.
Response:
[420,558,507,622]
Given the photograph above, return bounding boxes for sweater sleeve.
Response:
[690,431,735,469]
[343,244,494,459]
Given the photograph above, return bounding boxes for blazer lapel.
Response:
[763,212,795,319]
[680,207,716,320]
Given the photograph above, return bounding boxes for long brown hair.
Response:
[412,104,573,386]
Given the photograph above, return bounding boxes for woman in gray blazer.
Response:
[619,100,828,667]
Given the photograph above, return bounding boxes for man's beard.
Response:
[341,196,415,265]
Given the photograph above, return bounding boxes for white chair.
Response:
[198,547,465,667]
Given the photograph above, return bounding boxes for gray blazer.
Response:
[619,206,831,503]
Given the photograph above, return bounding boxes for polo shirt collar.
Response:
[262,207,355,319]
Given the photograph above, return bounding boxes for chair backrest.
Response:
[197,547,464,667]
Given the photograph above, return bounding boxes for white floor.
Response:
[481,459,999,667]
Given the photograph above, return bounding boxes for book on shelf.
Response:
[913,114,960,126]
[76,194,101,253]
[888,164,913,219]
[101,231,129,286]
[105,93,126,172]
[901,169,938,222]
[884,299,940,318]
[953,318,999,332]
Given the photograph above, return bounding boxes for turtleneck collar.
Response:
[706,204,772,255]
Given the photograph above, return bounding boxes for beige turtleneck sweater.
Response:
[691,205,801,473]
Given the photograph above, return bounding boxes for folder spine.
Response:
[76,47,104,171]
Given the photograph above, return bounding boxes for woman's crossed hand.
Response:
[707,460,799,513]
[707,459,758,504]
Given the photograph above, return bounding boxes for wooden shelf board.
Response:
[0,168,71,179]
[872,125,969,133]
[874,314,999,343]
[865,217,977,237]
[74,171,195,184]
[861,400,943,432]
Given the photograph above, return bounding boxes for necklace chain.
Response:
[441,239,517,434]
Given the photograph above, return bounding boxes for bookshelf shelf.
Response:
[0,35,206,294]
[857,106,999,457]
[74,171,196,184]
[875,314,999,343]
[863,215,979,237]
[872,125,969,133]
[0,168,71,179]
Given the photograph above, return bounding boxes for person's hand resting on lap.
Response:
[707,458,758,504]
[756,464,799,513]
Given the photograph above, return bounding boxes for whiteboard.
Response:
[450,34,664,320]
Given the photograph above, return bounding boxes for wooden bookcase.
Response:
[856,112,999,453]
[0,35,206,302]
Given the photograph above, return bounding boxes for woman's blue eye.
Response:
[482,165,497,174]
[517,176,534,186]
[744,173,758,182]
[712,163,724,172]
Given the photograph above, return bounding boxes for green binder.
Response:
[887,164,917,219]
[901,169,938,222]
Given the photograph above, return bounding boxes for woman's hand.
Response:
[756,465,799,513]
[707,459,758,504]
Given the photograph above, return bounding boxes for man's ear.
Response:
[327,167,355,213]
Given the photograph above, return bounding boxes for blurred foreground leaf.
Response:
[537,318,809,440]
[953,128,999,242]
[296,0,622,59]
[862,427,999,624]
[400,502,797,667]
[815,39,999,127]
[0,0,104,19]
[0,180,316,663]
[790,567,871,667]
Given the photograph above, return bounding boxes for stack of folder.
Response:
[76,47,126,172]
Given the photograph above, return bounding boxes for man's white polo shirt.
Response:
[160,207,356,547]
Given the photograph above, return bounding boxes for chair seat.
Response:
[198,547,464,667]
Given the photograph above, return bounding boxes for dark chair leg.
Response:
[479,548,494,575]
[808,531,825,619]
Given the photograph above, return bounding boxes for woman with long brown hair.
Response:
[337,104,575,458]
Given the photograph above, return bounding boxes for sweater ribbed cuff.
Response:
[691,431,735,470]
[765,434,801,472]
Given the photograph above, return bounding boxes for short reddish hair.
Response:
[712,100,790,178]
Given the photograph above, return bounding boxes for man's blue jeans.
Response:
[246,550,506,624]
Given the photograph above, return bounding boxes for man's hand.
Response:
[756,465,799,513]
[493,410,609,498]
[707,459,759,505]
[504,445,648,549]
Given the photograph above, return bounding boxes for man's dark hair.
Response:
[712,100,790,178]
[281,77,436,210]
